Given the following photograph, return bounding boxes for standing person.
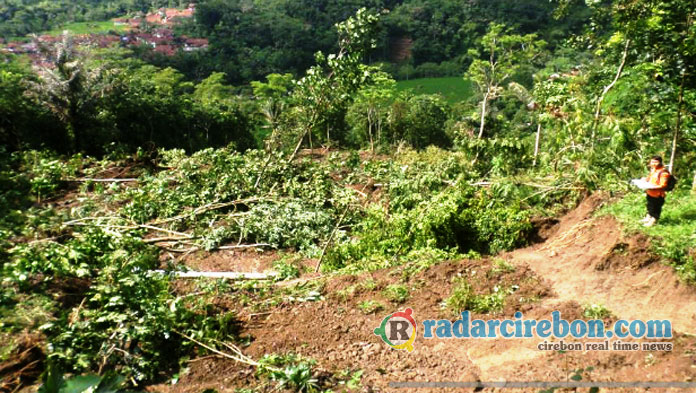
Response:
[641,156,670,227]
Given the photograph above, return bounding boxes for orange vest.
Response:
[646,167,669,198]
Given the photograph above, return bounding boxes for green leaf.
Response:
[62,375,101,393]
[38,362,65,393]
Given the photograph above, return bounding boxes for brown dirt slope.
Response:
[151,194,696,393]
[505,193,696,335]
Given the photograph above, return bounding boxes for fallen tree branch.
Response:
[64,178,139,182]
[151,270,278,280]
[143,236,197,244]
[160,247,198,253]
[174,330,276,371]
[138,224,192,238]
[149,198,259,225]
[64,221,195,240]
[158,243,271,253]
[63,216,126,226]
[217,243,271,250]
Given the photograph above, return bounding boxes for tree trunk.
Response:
[591,39,630,148]
[478,90,489,138]
[288,130,308,163]
[668,74,684,173]
[368,107,375,153]
[376,110,381,147]
[533,123,541,166]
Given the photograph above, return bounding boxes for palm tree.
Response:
[27,31,113,152]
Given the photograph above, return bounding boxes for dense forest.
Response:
[3,0,593,83]
[1,0,696,391]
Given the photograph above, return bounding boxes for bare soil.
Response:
[148,194,696,393]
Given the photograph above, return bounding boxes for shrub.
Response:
[357,300,384,314]
[382,284,409,303]
[445,279,507,315]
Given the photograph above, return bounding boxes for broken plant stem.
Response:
[175,330,279,372]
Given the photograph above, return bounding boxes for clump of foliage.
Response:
[325,181,533,272]
[37,362,130,393]
[357,300,384,314]
[257,353,319,393]
[382,284,410,303]
[598,190,696,284]
[4,226,239,382]
[583,303,612,319]
[445,278,508,316]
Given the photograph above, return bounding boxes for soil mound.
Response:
[152,193,696,392]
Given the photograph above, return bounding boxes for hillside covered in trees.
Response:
[1,0,696,392]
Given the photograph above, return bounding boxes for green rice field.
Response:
[396,76,474,104]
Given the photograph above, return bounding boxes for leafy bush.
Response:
[273,258,301,281]
[583,303,612,319]
[399,94,451,149]
[325,183,532,271]
[243,202,334,254]
[382,284,409,303]
[357,300,384,314]
[445,279,507,315]
[4,228,239,382]
[257,353,319,393]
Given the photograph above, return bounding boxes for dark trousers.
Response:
[646,195,665,220]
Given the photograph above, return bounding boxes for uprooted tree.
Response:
[287,8,383,158]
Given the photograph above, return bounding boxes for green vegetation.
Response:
[2,1,696,391]
[445,278,508,316]
[357,300,385,314]
[382,284,410,303]
[257,353,319,392]
[487,258,517,278]
[0,0,172,37]
[598,190,696,283]
[395,77,474,104]
[583,303,613,319]
[44,21,127,36]
[37,362,130,393]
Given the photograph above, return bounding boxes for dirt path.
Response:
[152,195,696,393]
[505,194,696,335]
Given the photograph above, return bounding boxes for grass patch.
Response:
[357,300,384,314]
[396,77,474,104]
[583,303,612,319]
[382,284,409,303]
[445,279,507,316]
[598,189,696,283]
[44,21,127,36]
[487,258,516,278]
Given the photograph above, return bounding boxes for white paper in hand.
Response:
[631,178,656,190]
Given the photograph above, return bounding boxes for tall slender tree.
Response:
[27,32,114,153]
[465,23,546,138]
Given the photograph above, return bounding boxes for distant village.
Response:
[0,3,208,64]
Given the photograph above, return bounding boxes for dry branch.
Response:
[149,198,259,225]
[143,236,196,244]
[217,243,271,250]
[151,270,278,280]
[174,330,277,371]
[65,178,139,182]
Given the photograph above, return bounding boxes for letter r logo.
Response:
[374,308,417,352]
[388,320,410,341]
